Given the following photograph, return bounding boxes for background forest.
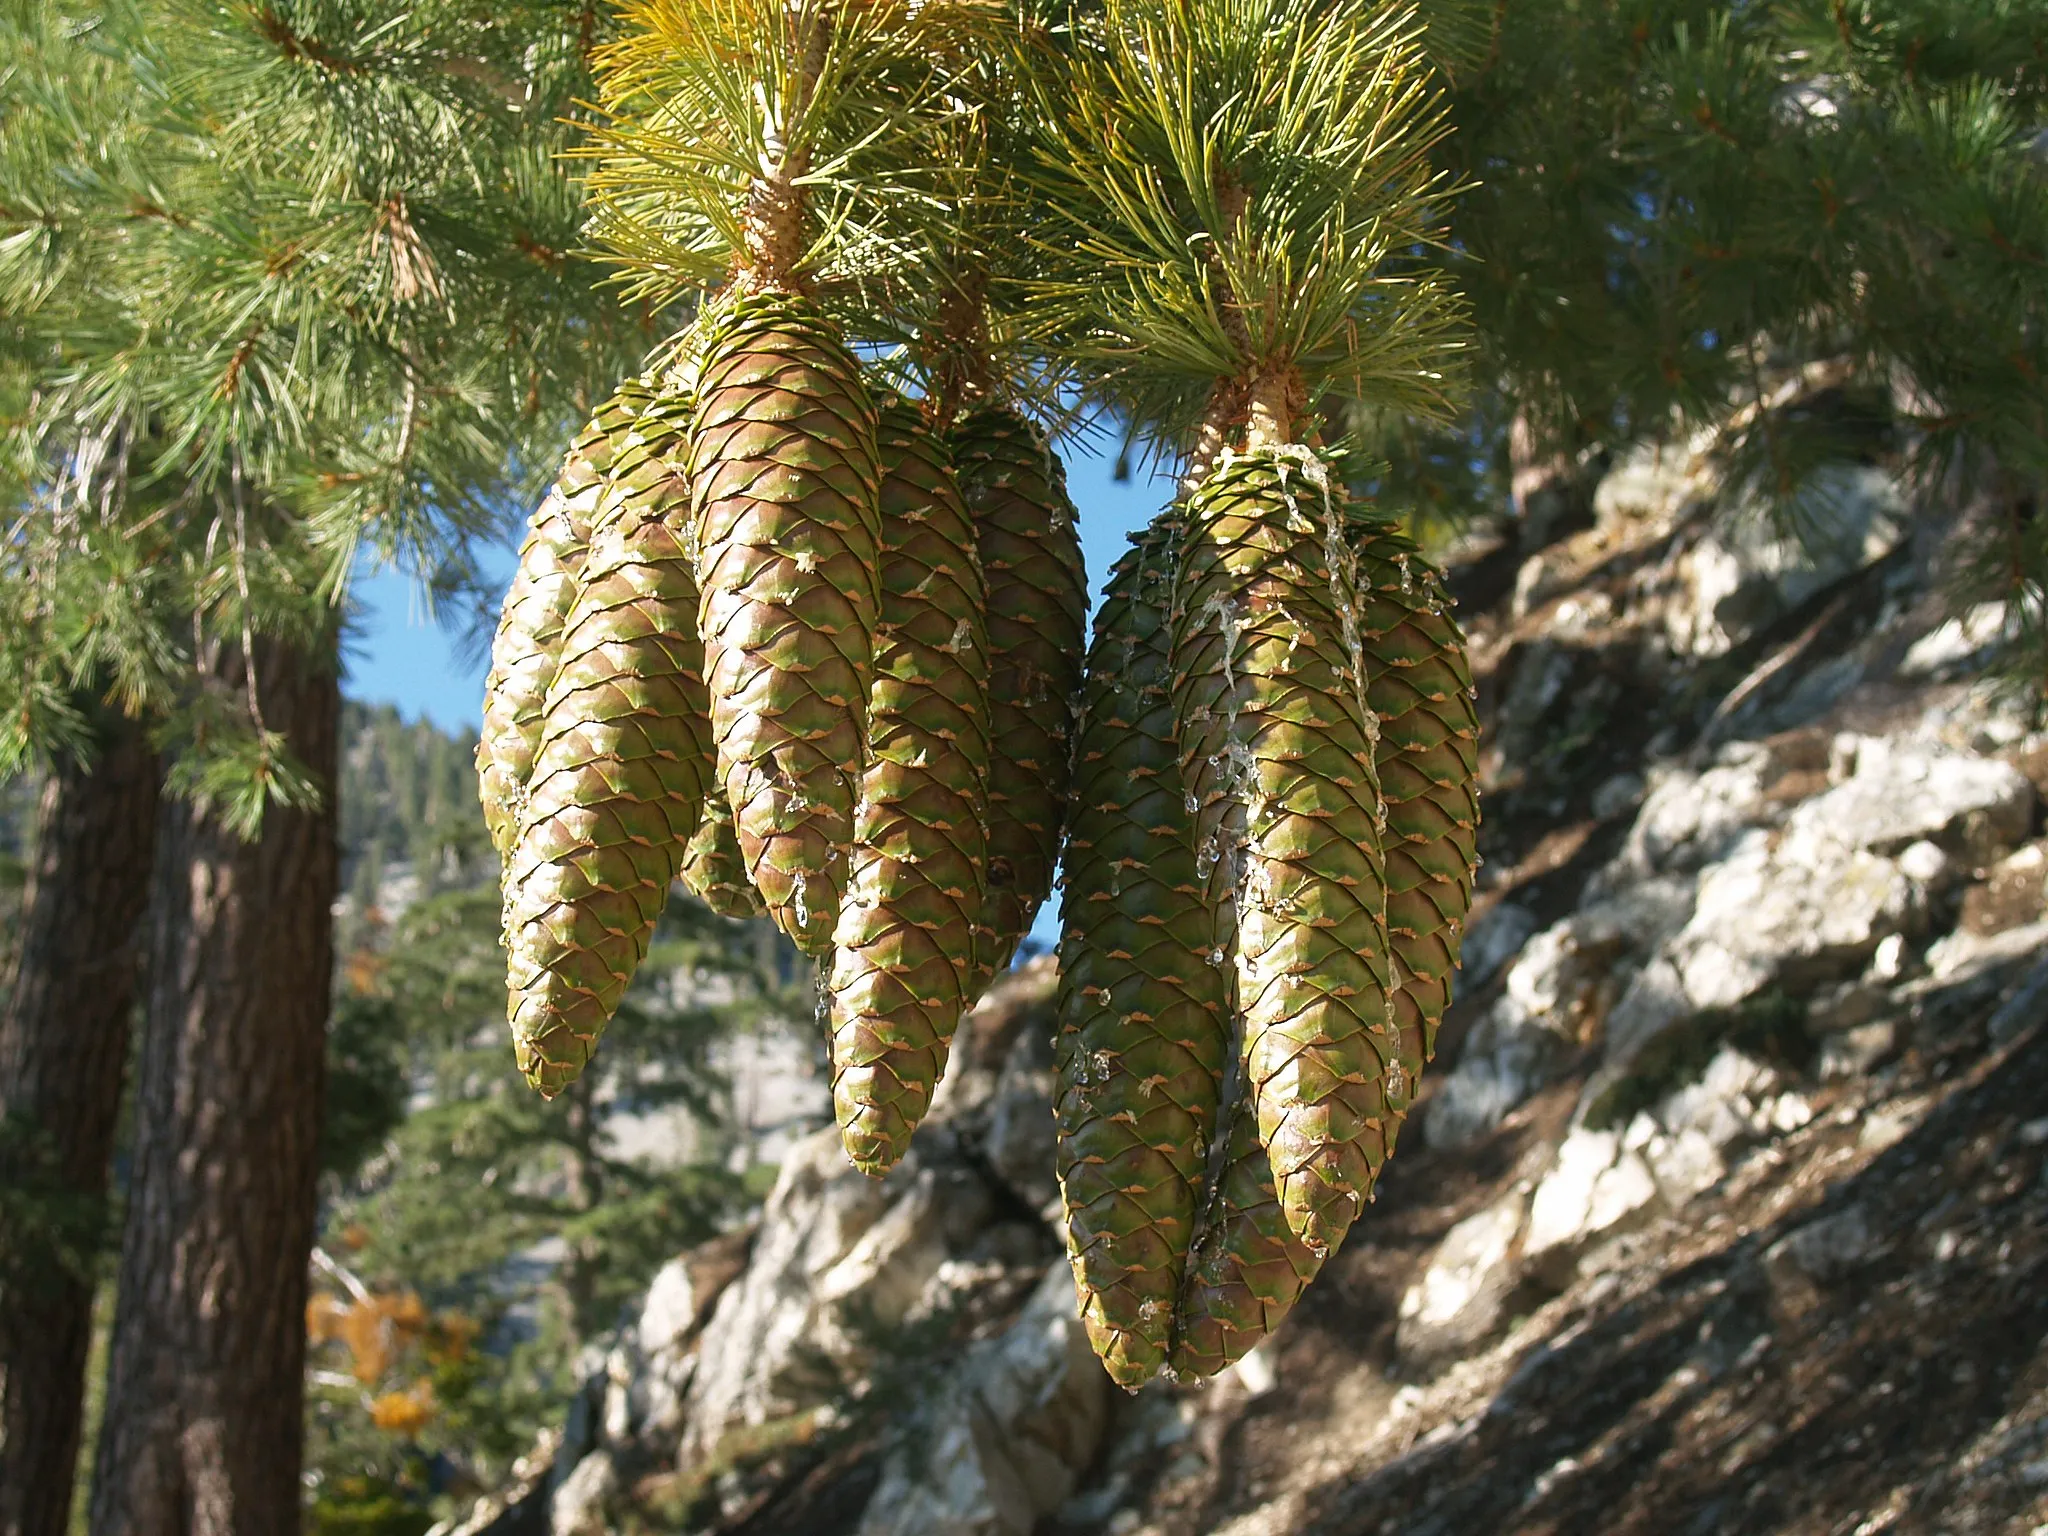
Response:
[0,0,2044,1534]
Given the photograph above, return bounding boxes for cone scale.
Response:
[503,392,717,1096]
[688,292,882,957]
[1171,445,1395,1260]
[952,405,1087,997]
[681,793,766,919]
[827,398,993,1175]
[1055,518,1229,1389]
[478,379,658,860]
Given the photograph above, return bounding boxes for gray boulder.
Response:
[856,1263,1109,1536]
[1661,465,1903,658]
[1396,1187,1531,1364]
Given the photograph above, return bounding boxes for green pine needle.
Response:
[1017,0,1470,446]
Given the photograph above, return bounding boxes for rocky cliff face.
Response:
[437,435,2048,1536]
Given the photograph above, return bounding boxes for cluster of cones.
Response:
[476,0,1479,1390]
[1057,448,1478,1387]
[478,290,1086,1179]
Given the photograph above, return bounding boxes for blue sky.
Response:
[342,438,1173,950]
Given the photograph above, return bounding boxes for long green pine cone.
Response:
[1172,445,1394,1259]
[827,397,992,1174]
[1055,516,1229,1389]
[503,387,717,1097]
[952,405,1087,997]
[1354,519,1479,1085]
[1169,512,1482,1378]
[478,379,658,861]
[689,292,881,957]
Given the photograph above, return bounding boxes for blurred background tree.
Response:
[1362,0,2046,676]
[0,0,656,1529]
[302,706,807,1534]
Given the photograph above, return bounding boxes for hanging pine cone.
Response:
[1354,521,1480,1074]
[952,404,1087,997]
[680,793,766,919]
[1055,517,1229,1389]
[688,292,881,957]
[478,379,657,860]
[1172,445,1394,1260]
[1167,509,1481,1379]
[825,397,993,1174]
[502,388,716,1097]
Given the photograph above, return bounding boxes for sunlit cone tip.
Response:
[681,791,766,918]
[1168,1103,1325,1382]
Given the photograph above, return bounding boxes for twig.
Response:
[1697,592,1850,753]
[311,1244,373,1304]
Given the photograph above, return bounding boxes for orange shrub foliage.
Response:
[368,1381,437,1436]
[305,1289,431,1383]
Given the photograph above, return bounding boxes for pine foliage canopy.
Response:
[0,0,653,820]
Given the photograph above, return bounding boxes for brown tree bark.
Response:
[0,713,159,1536]
[88,638,339,1536]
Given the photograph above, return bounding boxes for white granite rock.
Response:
[1793,738,2033,861]
[1661,465,1903,658]
[1897,602,2008,680]
[1639,737,2030,1018]
[1461,902,1542,991]
[1428,916,1621,1148]
[856,1263,1109,1536]
[1642,1126,1727,1204]
[1620,751,1775,877]
[1524,1129,1658,1262]
[549,1450,617,1536]
[1592,441,1705,533]
[1674,829,1913,1011]
[1602,957,1694,1065]
[1396,1188,1531,1362]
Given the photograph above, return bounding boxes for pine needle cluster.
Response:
[1412,0,2048,679]
[0,0,651,821]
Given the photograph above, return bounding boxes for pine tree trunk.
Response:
[88,638,339,1536]
[561,1077,605,1334]
[0,714,159,1536]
